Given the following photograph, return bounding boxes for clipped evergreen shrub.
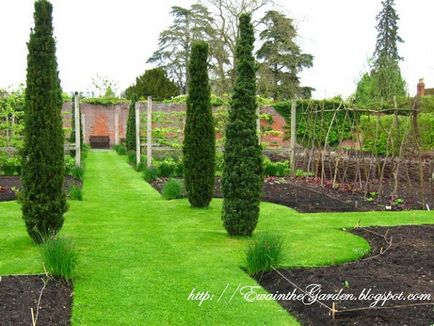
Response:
[22,0,67,243]
[222,14,263,236]
[183,41,215,207]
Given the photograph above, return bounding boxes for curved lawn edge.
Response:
[0,150,433,325]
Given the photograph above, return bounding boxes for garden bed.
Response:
[0,176,82,202]
[256,225,434,325]
[0,275,72,326]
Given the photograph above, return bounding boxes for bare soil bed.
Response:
[0,275,72,326]
[0,176,81,202]
[256,225,434,326]
[152,176,433,212]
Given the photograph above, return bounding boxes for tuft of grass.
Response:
[70,166,84,181]
[40,238,77,282]
[143,166,160,182]
[68,185,83,201]
[162,178,184,200]
[245,232,284,276]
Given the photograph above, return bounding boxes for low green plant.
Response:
[69,166,84,181]
[245,232,284,276]
[263,157,289,177]
[68,185,83,201]
[40,237,77,282]
[143,166,160,182]
[155,157,183,177]
[295,169,314,177]
[162,179,184,200]
[114,144,127,155]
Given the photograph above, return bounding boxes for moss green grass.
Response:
[0,150,432,325]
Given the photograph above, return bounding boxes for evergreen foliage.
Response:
[256,10,313,99]
[22,0,67,243]
[222,14,263,236]
[183,41,215,207]
[124,68,178,100]
[126,97,136,152]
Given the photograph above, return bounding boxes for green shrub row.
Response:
[359,113,434,155]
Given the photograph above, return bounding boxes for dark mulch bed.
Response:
[256,225,434,326]
[0,176,81,202]
[0,275,72,326]
[151,177,386,212]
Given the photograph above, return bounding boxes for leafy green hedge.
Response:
[273,99,358,146]
[359,113,434,155]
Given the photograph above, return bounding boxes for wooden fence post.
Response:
[147,96,153,168]
[74,92,81,167]
[135,102,141,166]
[290,98,297,177]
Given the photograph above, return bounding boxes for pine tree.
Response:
[222,14,263,236]
[183,41,215,207]
[372,0,406,101]
[126,97,136,152]
[22,0,67,243]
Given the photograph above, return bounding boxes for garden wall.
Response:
[61,102,290,148]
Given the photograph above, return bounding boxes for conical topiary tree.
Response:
[22,0,67,243]
[126,97,136,152]
[183,41,215,207]
[222,14,263,236]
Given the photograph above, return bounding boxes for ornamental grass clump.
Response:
[41,237,77,283]
[245,232,284,276]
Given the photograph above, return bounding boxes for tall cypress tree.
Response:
[183,41,215,207]
[126,97,136,152]
[372,0,406,101]
[22,0,67,243]
[222,14,263,236]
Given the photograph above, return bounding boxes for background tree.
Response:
[90,74,119,98]
[147,4,215,94]
[222,14,263,236]
[124,68,178,100]
[256,10,313,99]
[372,0,406,101]
[126,97,136,152]
[22,0,67,243]
[355,0,406,105]
[203,0,273,93]
[183,41,215,208]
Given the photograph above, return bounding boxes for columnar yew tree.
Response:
[22,0,67,243]
[222,14,263,236]
[126,97,136,152]
[183,41,215,207]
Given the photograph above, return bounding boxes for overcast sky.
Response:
[0,0,433,98]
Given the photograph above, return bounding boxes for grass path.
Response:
[0,150,433,325]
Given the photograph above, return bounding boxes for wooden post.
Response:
[147,96,153,168]
[290,98,297,177]
[135,102,141,166]
[74,92,81,167]
[256,106,261,145]
[81,111,86,145]
[114,107,120,145]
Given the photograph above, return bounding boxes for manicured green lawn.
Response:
[0,150,432,325]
